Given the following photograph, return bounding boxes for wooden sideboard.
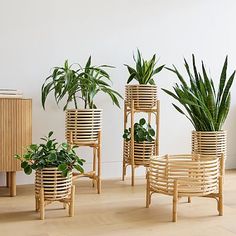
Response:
[0,98,32,196]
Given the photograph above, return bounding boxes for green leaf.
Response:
[24,165,32,175]
[58,163,67,171]
[75,165,84,173]
[139,118,146,126]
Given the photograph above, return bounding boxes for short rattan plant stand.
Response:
[146,154,224,222]
[66,109,102,194]
[35,168,75,220]
[123,85,160,186]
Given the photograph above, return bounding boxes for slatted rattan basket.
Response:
[192,131,227,159]
[66,109,102,143]
[35,168,72,201]
[124,140,156,166]
[125,85,157,109]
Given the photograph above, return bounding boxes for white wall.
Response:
[0,0,236,185]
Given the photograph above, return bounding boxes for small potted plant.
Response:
[162,55,235,160]
[123,118,156,166]
[41,57,123,143]
[15,131,85,219]
[124,49,164,109]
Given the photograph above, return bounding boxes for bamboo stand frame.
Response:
[146,154,224,222]
[122,99,160,186]
[68,131,101,194]
[35,168,75,220]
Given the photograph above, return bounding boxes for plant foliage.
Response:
[162,54,235,131]
[123,118,155,142]
[41,57,123,110]
[125,49,165,84]
[15,131,85,176]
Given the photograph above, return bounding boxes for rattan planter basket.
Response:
[66,109,102,143]
[192,131,227,159]
[35,168,72,200]
[35,168,74,220]
[124,140,156,166]
[125,85,157,109]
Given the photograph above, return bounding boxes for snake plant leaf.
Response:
[163,55,235,131]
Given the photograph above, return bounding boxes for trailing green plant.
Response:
[125,49,165,84]
[15,131,85,176]
[162,54,235,131]
[123,118,155,142]
[41,56,123,110]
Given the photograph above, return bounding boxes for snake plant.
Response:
[125,49,165,84]
[162,55,235,131]
[41,57,123,110]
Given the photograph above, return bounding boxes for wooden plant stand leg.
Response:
[146,171,150,208]
[92,147,97,187]
[173,180,178,222]
[131,100,135,186]
[10,171,16,197]
[97,131,101,194]
[188,197,191,203]
[122,102,127,181]
[218,176,223,216]
[35,196,40,212]
[69,185,75,217]
[40,188,45,220]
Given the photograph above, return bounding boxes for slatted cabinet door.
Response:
[0,98,32,196]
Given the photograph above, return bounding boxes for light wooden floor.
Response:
[0,171,236,236]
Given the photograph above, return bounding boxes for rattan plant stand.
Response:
[66,109,102,194]
[146,154,224,222]
[122,85,160,186]
[35,168,75,220]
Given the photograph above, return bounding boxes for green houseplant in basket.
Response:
[41,56,123,143]
[162,54,235,160]
[15,131,85,219]
[124,49,165,109]
[123,118,156,165]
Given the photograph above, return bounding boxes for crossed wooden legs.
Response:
[35,185,75,220]
[146,174,223,222]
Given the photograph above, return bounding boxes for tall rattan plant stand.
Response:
[66,109,102,194]
[122,85,160,186]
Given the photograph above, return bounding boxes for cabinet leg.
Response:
[10,172,16,197]
[6,172,11,188]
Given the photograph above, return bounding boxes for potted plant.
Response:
[15,131,85,219]
[162,55,235,160]
[123,118,156,166]
[41,57,123,143]
[124,49,164,109]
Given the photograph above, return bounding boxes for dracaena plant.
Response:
[123,118,155,142]
[162,54,235,131]
[124,49,165,84]
[41,56,123,110]
[15,131,85,176]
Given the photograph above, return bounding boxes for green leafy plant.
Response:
[15,131,85,176]
[123,118,155,142]
[125,49,165,84]
[41,56,123,110]
[162,54,235,131]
